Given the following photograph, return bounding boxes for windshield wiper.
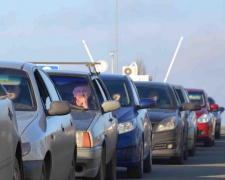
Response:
[70,104,86,112]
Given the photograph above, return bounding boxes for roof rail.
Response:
[31,61,101,75]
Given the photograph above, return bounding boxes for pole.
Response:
[164,36,183,83]
[82,40,94,62]
[116,0,118,74]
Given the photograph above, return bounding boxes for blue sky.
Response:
[1,0,225,123]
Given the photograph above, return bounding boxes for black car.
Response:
[135,81,197,164]
[208,97,224,139]
[101,74,155,178]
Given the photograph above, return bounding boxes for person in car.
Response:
[72,84,92,109]
[149,90,167,106]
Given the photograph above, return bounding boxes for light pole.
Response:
[116,0,118,74]
[110,51,115,74]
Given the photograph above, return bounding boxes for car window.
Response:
[93,79,107,105]
[175,89,185,104]
[102,79,131,107]
[49,75,98,110]
[0,84,8,99]
[188,92,205,107]
[0,68,36,111]
[136,84,175,109]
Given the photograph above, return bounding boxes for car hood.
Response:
[71,111,96,131]
[149,109,176,122]
[115,107,135,123]
[16,111,38,136]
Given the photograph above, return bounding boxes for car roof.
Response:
[172,84,184,89]
[0,61,33,69]
[134,81,171,88]
[186,88,204,93]
[100,74,127,80]
[46,70,92,77]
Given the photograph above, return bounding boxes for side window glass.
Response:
[38,70,60,101]
[97,79,110,100]
[0,84,7,99]
[34,70,51,109]
[93,79,106,105]
[173,89,182,107]
[129,79,139,105]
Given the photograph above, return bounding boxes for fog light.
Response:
[167,144,173,149]
[201,131,205,135]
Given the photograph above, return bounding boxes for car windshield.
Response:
[136,84,175,109]
[0,68,36,111]
[102,79,131,107]
[49,75,98,110]
[188,92,205,107]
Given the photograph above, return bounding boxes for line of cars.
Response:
[0,61,223,179]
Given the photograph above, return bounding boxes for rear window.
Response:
[0,68,36,111]
[49,75,98,110]
[188,92,205,107]
[136,84,175,109]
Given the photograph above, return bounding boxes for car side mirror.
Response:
[219,107,224,114]
[210,104,219,111]
[101,100,121,113]
[139,98,156,109]
[47,101,71,116]
[182,102,201,111]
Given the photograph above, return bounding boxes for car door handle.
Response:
[8,108,13,120]
[109,118,113,122]
[61,124,65,132]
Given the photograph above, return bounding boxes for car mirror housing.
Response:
[210,104,219,111]
[139,98,156,109]
[47,101,71,116]
[182,102,201,111]
[219,106,225,114]
[101,100,121,113]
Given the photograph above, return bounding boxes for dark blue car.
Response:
[101,74,155,178]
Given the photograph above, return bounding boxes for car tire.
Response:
[92,147,106,180]
[67,156,75,180]
[204,139,212,147]
[183,138,188,160]
[143,143,152,173]
[170,138,184,165]
[106,151,116,180]
[216,132,221,139]
[13,157,21,180]
[188,136,196,157]
[41,161,47,180]
[127,141,143,178]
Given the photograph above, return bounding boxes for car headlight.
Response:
[76,131,91,148]
[118,119,136,134]
[198,113,210,123]
[155,116,177,132]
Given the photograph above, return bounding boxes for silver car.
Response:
[48,70,120,180]
[0,83,23,180]
[0,61,76,180]
[173,85,199,156]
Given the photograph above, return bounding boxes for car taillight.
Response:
[76,132,91,148]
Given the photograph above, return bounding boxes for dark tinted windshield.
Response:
[102,79,131,107]
[188,92,205,107]
[0,68,36,111]
[136,84,175,109]
[49,75,98,110]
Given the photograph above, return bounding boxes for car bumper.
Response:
[116,128,142,167]
[197,122,212,141]
[75,146,102,178]
[152,128,182,157]
[23,160,43,180]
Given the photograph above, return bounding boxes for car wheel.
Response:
[41,161,47,180]
[67,156,75,180]
[184,137,188,160]
[171,139,184,165]
[188,135,196,157]
[13,157,21,180]
[143,143,152,173]
[92,147,106,180]
[216,132,221,139]
[204,139,212,147]
[127,141,143,178]
[106,151,116,180]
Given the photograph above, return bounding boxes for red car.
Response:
[186,89,218,147]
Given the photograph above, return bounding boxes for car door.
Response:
[34,69,74,179]
[92,77,117,163]
[129,78,151,158]
[0,84,14,179]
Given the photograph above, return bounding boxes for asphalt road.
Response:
[117,128,225,180]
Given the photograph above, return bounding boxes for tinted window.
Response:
[188,92,205,107]
[136,84,175,109]
[175,89,185,104]
[102,79,131,107]
[0,68,36,111]
[49,75,98,110]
